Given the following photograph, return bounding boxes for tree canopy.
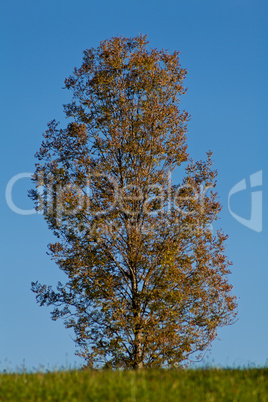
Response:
[30,34,237,369]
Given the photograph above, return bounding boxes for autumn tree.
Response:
[30,34,237,369]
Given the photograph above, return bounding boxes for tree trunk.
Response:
[133,331,143,369]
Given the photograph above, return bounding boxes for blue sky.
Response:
[1,0,267,370]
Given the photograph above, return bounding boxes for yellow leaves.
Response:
[152,157,160,166]
[31,34,237,370]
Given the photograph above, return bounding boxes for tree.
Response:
[30,34,237,369]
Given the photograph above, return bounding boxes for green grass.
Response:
[0,368,267,401]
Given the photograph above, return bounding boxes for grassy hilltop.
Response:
[0,368,268,401]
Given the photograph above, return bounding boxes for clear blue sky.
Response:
[1,0,267,371]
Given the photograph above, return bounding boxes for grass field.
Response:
[0,368,267,401]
